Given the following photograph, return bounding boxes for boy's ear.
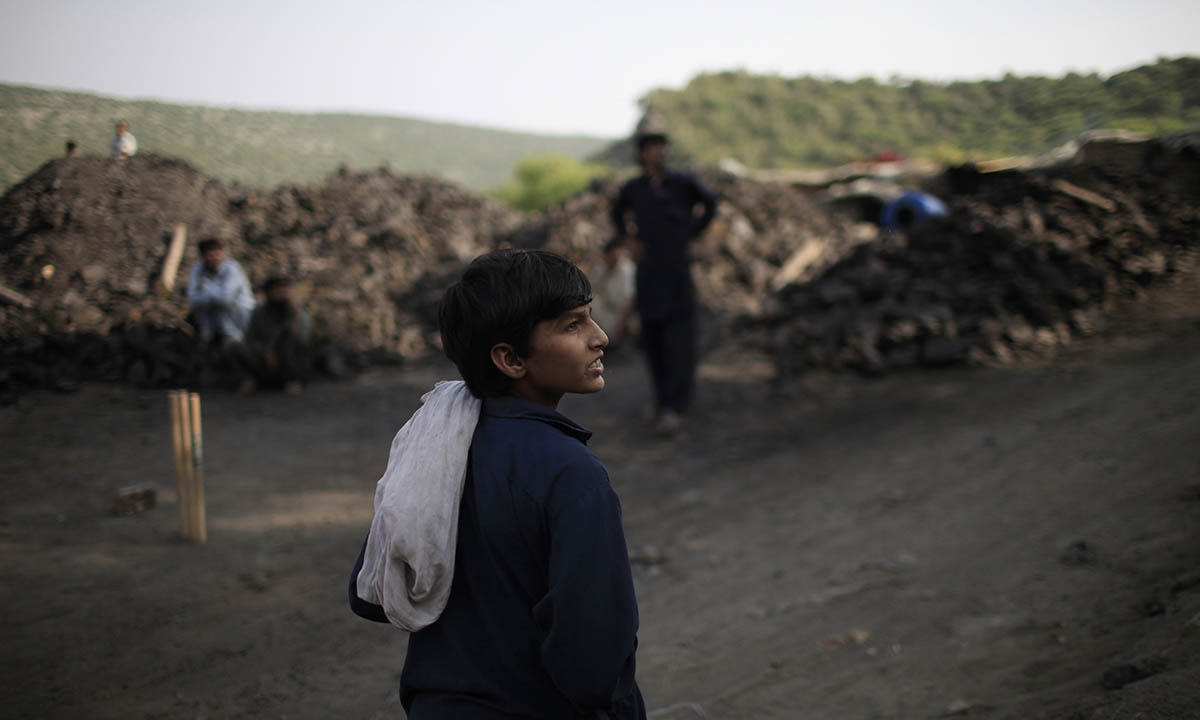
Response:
[490,342,527,380]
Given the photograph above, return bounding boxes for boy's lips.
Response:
[588,357,604,374]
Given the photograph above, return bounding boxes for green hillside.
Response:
[0,84,609,193]
[5,58,1196,196]
[605,57,1200,168]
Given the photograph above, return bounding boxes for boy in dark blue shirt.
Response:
[350,249,646,719]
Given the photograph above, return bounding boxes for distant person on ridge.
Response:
[110,121,137,159]
[186,238,255,346]
[610,111,717,436]
[65,140,80,157]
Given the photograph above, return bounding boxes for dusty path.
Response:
[2,285,1199,719]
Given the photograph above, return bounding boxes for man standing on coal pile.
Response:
[610,111,717,436]
[186,238,255,348]
[110,121,137,159]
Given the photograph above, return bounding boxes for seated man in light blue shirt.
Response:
[186,238,255,345]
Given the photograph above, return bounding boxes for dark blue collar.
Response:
[483,395,592,444]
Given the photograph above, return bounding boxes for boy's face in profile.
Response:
[499,304,608,410]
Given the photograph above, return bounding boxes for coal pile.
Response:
[0,155,237,335]
[0,156,240,392]
[231,167,522,359]
[0,157,521,397]
[508,171,863,320]
[2,135,1195,399]
[764,138,1200,376]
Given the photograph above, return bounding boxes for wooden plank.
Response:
[976,156,1032,173]
[188,392,207,544]
[1051,179,1116,212]
[179,392,196,542]
[0,283,33,308]
[169,391,189,538]
[159,224,187,293]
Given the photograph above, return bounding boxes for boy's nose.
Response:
[591,322,609,349]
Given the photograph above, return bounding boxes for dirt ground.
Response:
[3,282,1199,720]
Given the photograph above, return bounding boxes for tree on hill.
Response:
[594,57,1200,169]
[490,155,608,211]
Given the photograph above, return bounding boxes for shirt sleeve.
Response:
[186,264,202,304]
[611,182,631,238]
[220,263,255,311]
[688,175,717,238]
[533,458,640,709]
[296,309,312,343]
[618,260,635,300]
[186,264,216,305]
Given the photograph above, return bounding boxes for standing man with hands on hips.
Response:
[610,111,717,436]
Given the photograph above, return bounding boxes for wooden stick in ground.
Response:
[169,391,188,538]
[178,393,195,540]
[188,392,207,543]
[177,392,197,541]
[158,224,188,294]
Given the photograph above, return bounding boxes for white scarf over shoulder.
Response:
[355,380,481,631]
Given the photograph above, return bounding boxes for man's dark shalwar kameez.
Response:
[611,171,716,415]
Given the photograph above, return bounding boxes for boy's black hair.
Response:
[198,237,225,253]
[439,249,592,398]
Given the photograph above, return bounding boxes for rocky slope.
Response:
[1,134,1196,398]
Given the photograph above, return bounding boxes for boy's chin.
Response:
[579,377,605,394]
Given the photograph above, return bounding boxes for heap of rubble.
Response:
[509,171,864,320]
[232,167,522,359]
[1,135,1196,398]
[0,158,521,394]
[764,138,1200,376]
[0,157,239,391]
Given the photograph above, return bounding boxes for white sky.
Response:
[1,0,1197,138]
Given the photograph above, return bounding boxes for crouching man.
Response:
[186,238,255,347]
[237,275,311,392]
